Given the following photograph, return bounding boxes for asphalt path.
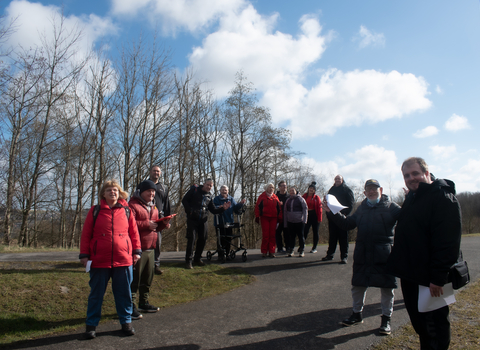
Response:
[1,236,479,350]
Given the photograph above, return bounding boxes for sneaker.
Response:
[139,303,159,313]
[84,325,96,339]
[287,251,293,257]
[193,259,205,266]
[321,255,333,261]
[262,253,267,258]
[277,248,286,253]
[269,253,276,258]
[299,251,305,257]
[379,315,391,335]
[121,323,135,336]
[341,312,363,326]
[310,249,317,253]
[154,266,163,275]
[132,305,143,320]
[186,261,193,269]
[340,257,348,264]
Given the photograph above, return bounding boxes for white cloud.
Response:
[430,145,456,159]
[413,126,439,138]
[444,114,471,132]
[354,25,385,49]
[435,85,443,94]
[111,0,247,35]
[449,158,480,193]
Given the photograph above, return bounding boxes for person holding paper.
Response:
[129,180,167,317]
[79,180,142,339]
[387,157,462,350]
[323,175,354,264]
[324,179,400,335]
[254,183,282,258]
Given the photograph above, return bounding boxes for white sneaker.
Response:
[299,251,305,257]
[310,249,317,253]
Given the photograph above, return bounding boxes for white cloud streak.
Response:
[413,126,439,138]
[444,114,471,132]
[355,25,385,49]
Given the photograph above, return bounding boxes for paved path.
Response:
[2,236,479,350]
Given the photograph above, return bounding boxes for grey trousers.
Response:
[351,285,394,317]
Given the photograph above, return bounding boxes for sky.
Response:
[2,0,480,196]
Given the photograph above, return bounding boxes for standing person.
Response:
[323,175,354,264]
[148,165,171,275]
[213,185,246,261]
[302,182,323,253]
[255,183,282,258]
[324,179,401,335]
[79,180,142,339]
[182,179,231,269]
[275,181,289,253]
[129,180,167,318]
[284,186,308,257]
[387,157,462,349]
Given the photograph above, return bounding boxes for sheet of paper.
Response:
[418,283,456,313]
[86,260,92,273]
[326,194,348,215]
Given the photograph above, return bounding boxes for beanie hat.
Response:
[308,182,317,191]
[138,180,157,194]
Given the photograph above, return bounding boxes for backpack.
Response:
[92,204,130,227]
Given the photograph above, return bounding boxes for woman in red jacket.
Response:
[255,183,282,258]
[79,180,142,339]
[303,182,323,253]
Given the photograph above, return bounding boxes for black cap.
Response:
[138,180,157,194]
[308,182,317,191]
[364,179,380,189]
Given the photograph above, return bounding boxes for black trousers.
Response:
[401,279,451,350]
[275,221,287,250]
[304,210,320,249]
[326,218,349,258]
[185,219,208,262]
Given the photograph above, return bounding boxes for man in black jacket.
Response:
[323,175,354,263]
[148,165,171,275]
[182,179,231,269]
[387,157,462,350]
[275,180,288,253]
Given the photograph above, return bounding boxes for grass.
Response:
[371,279,480,350]
[0,261,254,346]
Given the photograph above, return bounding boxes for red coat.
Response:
[80,198,141,268]
[128,195,159,251]
[302,193,323,222]
[255,192,282,219]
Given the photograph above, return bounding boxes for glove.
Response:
[255,217,260,224]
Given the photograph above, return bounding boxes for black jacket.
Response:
[153,181,171,218]
[387,179,462,287]
[332,194,401,288]
[182,184,224,222]
[327,182,354,219]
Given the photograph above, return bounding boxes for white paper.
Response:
[418,283,456,313]
[86,260,92,273]
[326,194,348,215]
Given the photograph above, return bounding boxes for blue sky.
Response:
[3,0,480,195]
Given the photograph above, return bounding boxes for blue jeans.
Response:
[86,265,133,326]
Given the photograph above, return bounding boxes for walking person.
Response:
[255,183,282,258]
[302,182,323,253]
[284,186,308,257]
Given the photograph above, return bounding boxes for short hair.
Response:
[150,165,161,171]
[289,185,298,194]
[264,183,275,191]
[99,179,129,202]
[220,185,228,191]
[204,178,213,184]
[401,157,429,173]
[278,180,286,187]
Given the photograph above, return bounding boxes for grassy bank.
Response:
[0,261,254,346]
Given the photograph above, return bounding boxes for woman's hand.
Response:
[133,254,141,265]
[149,220,158,230]
[80,257,88,267]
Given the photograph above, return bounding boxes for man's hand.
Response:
[222,201,231,210]
[255,217,260,224]
[149,220,158,230]
[429,283,443,297]
[133,254,141,265]
[80,257,88,267]
[240,199,246,204]
[323,197,331,213]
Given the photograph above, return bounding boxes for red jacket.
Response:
[255,192,282,219]
[302,193,323,223]
[128,194,159,251]
[80,198,141,268]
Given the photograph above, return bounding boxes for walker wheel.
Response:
[229,250,236,260]
[206,251,212,261]
[242,251,247,262]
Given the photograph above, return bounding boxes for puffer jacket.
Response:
[332,194,401,288]
[387,179,462,287]
[182,184,225,222]
[255,192,282,219]
[284,194,308,225]
[79,198,141,268]
[302,193,323,222]
[128,191,159,251]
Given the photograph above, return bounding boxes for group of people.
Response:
[79,156,463,350]
[79,166,171,339]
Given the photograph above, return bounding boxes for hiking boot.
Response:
[342,312,363,326]
[154,266,163,275]
[379,315,391,335]
[321,255,333,261]
[299,251,305,257]
[139,303,159,313]
[269,253,276,258]
[186,261,193,269]
[132,305,143,320]
[84,325,96,339]
[193,259,205,266]
[262,253,268,258]
[121,323,135,336]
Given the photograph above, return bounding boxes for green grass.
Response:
[0,261,254,345]
[371,279,480,350]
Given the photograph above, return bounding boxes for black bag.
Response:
[449,251,470,290]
